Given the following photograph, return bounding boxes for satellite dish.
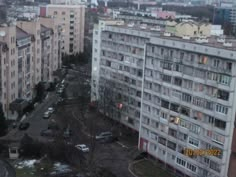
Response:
[0,31,6,37]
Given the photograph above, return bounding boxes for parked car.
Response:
[57,88,64,94]
[40,129,55,137]
[48,107,54,114]
[75,144,89,152]
[19,122,30,130]
[99,136,118,144]
[43,111,50,119]
[95,132,113,140]
[48,123,59,130]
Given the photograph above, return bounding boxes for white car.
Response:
[48,107,54,114]
[43,111,50,119]
[75,144,89,152]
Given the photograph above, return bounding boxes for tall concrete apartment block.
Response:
[92,19,236,177]
[0,17,61,119]
[91,19,124,102]
[94,21,160,131]
[41,4,85,55]
[140,36,236,177]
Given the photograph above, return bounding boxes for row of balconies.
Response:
[146,50,233,75]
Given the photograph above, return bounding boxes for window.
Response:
[218,74,231,85]
[180,52,184,59]
[167,141,176,150]
[172,89,182,99]
[182,79,193,89]
[213,59,220,68]
[173,64,183,72]
[158,137,166,145]
[217,90,229,101]
[182,93,192,103]
[214,119,226,130]
[69,43,74,52]
[212,132,225,145]
[161,100,169,109]
[161,48,164,55]
[210,161,221,173]
[128,117,134,125]
[53,11,57,15]
[189,123,200,134]
[161,74,171,83]
[193,97,205,108]
[176,157,186,167]
[160,112,168,119]
[170,103,180,113]
[178,132,188,141]
[168,128,177,138]
[199,56,208,64]
[195,69,205,79]
[174,77,182,86]
[187,163,197,173]
[180,119,189,129]
[226,62,232,71]
[161,61,172,70]
[216,104,228,115]
[181,107,190,116]
[188,137,199,147]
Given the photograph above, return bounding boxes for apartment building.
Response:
[0,17,61,119]
[139,35,236,177]
[40,4,85,55]
[93,19,236,176]
[18,17,62,84]
[94,21,163,131]
[0,25,19,119]
[213,3,236,35]
[91,19,124,102]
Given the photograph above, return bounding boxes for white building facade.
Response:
[92,19,236,177]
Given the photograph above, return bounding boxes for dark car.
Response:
[18,122,30,130]
[48,123,60,130]
[99,136,118,144]
[40,129,55,137]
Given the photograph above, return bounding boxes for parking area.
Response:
[51,103,139,177]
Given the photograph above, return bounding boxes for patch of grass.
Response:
[16,168,37,177]
[132,159,174,177]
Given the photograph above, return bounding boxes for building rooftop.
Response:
[158,34,236,51]
[108,23,164,34]
[106,23,236,50]
[16,26,31,40]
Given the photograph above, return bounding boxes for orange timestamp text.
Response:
[184,148,221,156]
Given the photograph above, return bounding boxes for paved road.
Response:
[3,92,59,141]
[0,159,16,177]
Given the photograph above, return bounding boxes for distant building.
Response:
[213,4,236,35]
[40,4,85,55]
